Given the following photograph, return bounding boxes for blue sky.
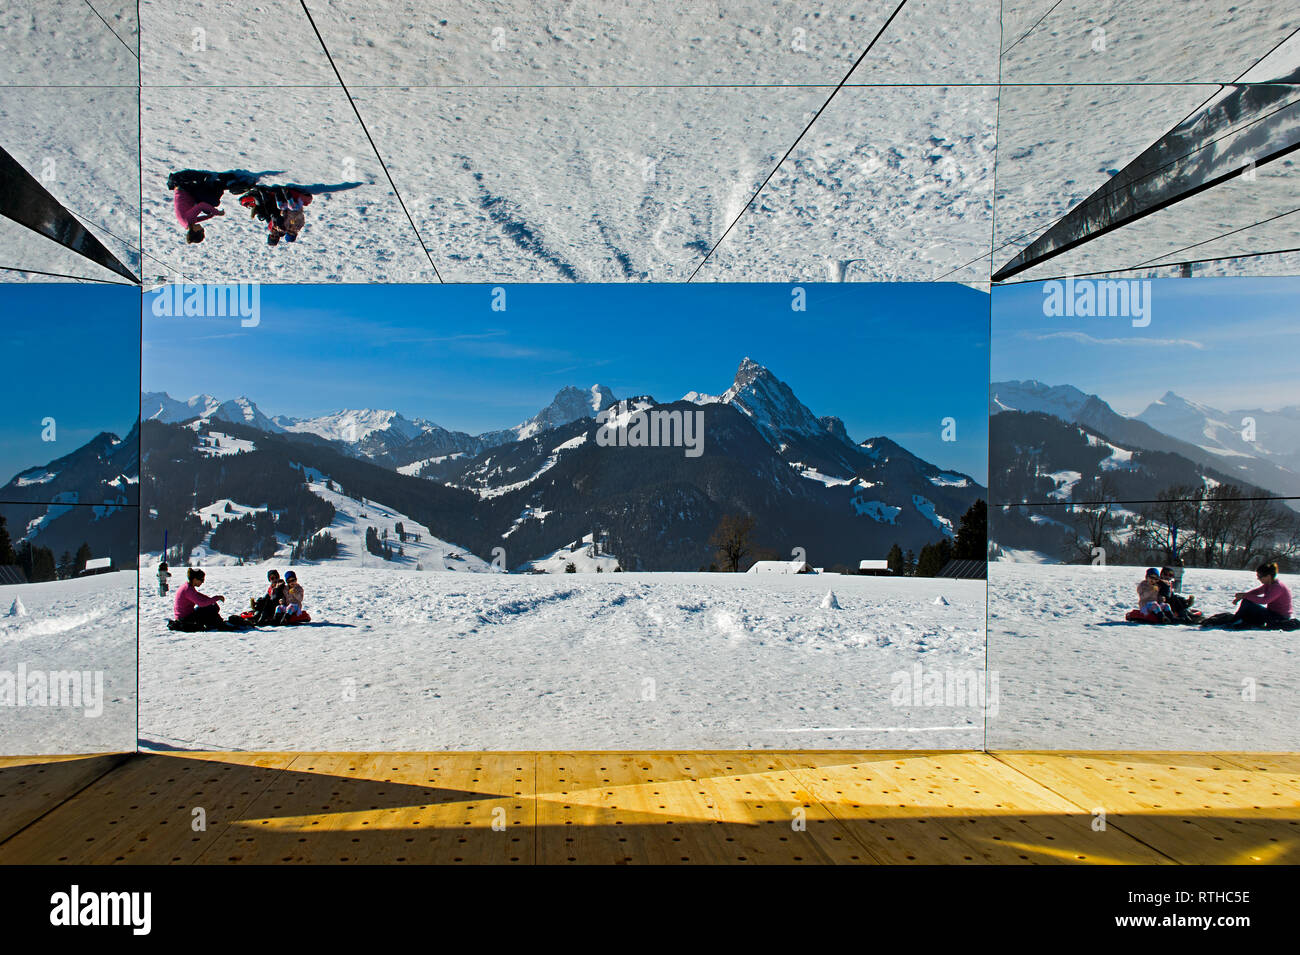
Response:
[1,285,139,484]
[142,283,990,478]
[992,276,1300,415]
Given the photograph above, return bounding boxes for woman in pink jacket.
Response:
[1228,562,1294,629]
[173,186,226,245]
[172,567,228,630]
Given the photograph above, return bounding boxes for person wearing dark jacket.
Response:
[240,185,312,246]
[250,569,287,624]
[167,170,255,244]
[1158,566,1197,622]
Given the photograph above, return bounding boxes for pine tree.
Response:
[58,551,74,579]
[18,541,58,582]
[0,516,15,565]
[74,542,93,575]
[953,499,987,561]
[886,542,904,575]
[916,538,954,577]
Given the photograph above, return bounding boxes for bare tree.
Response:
[1141,485,1200,564]
[1069,473,1120,563]
[709,514,757,572]
[1231,494,1295,567]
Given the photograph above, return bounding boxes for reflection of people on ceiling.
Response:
[240,185,313,247]
[167,170,254,244]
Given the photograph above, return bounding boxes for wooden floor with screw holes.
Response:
[0,751,1296,864]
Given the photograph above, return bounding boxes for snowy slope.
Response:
[520,533,621,574]
[294,467,492,573]
[988,562,1299,750]
[0,572,137,755]
[134,1,998,284]
[138,569,986,751]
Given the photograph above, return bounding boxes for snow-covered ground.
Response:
[988,562,1300,750]
[138,569,986,751]
[0,572,137,755]
[132,0,998,285]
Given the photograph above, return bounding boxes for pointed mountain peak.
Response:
[819,415,851,444]
[721,358,825,442]
[514,384,619,440]
[731,356,770,389]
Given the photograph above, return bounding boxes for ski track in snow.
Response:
[139,569,986,751]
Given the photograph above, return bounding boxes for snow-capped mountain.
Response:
[479,384,617,446]
[141,391,222,424]
[990,380,1095,420]
[140,359,987,571]
[992,380,1300,498]
[275,409,433,445]
[141,384,619,469]
[722,356,830,445]
[142,391,284,434]
[1138,391,1300,473]
[1,422,140,570]
[519,385,615,440]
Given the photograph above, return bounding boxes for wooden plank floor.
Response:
[1,751,1295,864]
[0,754,130,844]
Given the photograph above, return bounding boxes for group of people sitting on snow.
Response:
[169,169,313,248]
[1135,561,1296,630]
[168,567,306,631]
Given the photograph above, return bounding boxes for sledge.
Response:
[237,609,312,626]
[1124,609,1163,624]
[164,614,256,632]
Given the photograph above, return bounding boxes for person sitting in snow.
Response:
[167,170,254,245]
[272,570,304,624]
[273,187,310,243]
[171,567,229,631]
[1226,561,1294,630]
[1136,568,1175,623]
[157,561,172,597]
[240,185,312,246]
[1158,566,1197,622]
[250,569,286,625]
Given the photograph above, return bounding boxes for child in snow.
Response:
[240,185,312,246]
[157,561,171,596]
[273,570,304,623]
[251,569,286,624]
[1137,568,1174,623]
[274,188,310,242]
[1158,566,1196,621]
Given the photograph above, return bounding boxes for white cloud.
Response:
[1023,330,1205,349]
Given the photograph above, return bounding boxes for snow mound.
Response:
[7,598,27,617]
[933,595,949,606]
[821,590,840,610]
